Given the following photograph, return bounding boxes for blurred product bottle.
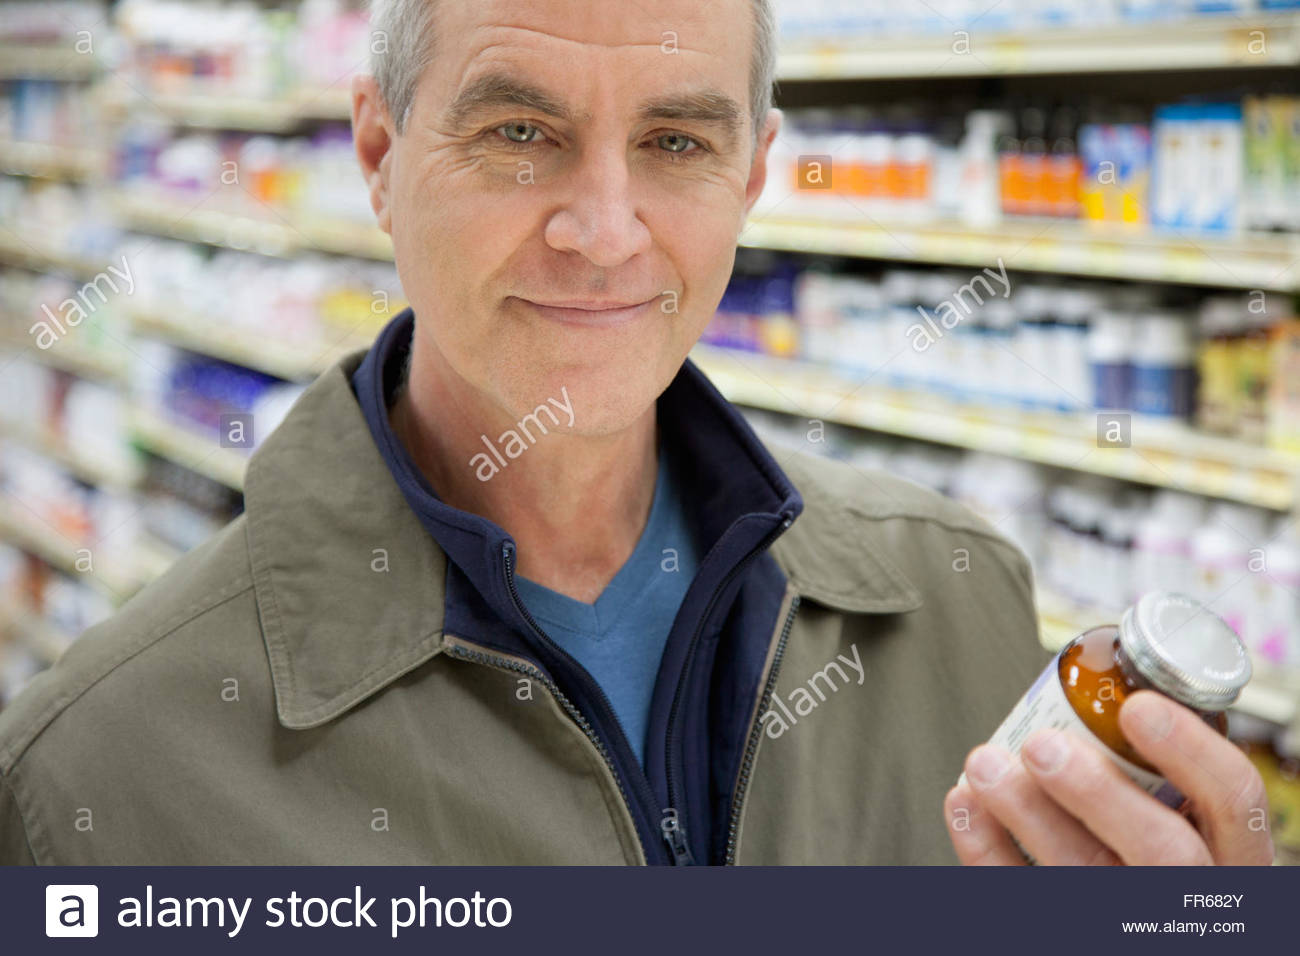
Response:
[1133,490,1205,598]
[1190,502,1270,639]
[1268,319,1300,454]
[1132,312,1197,419]
[1254,519,1300,668]
[1045,106,1082,219]
[1236,303,1278,444]
[1196,296,1243,434]
[757,265,800,359]
[1087,306,1135,410]
[997,110,1025,218]
[959,110,1009,227]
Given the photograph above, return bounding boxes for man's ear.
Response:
[352,74,395,235]
[742,107,782,222]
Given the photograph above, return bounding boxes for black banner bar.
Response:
[4,865,1295,953]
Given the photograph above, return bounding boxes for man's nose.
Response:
[543,144,652,268]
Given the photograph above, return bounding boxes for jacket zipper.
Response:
[662,513,793,866]
[496,540,666,865]
[724,592,801,866]
[441,641,649,862]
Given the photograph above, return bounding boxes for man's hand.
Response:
[943,690,1275,865]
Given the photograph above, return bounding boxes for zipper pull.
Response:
[660,808,695,866]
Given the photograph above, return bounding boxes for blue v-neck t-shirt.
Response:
[512,440,700,769]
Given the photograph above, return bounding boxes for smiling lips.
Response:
[516,295,658,328]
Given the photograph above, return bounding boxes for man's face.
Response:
[378,0,776,435]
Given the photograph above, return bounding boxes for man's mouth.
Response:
[514,296,658,328]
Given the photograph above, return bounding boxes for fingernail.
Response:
[1127,693,1173,741]
[967,746,1010,787]
[1024,731,1069,774]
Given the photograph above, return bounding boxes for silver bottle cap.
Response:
[1118,591,1251,710]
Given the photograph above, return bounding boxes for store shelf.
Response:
[129,406,249,491]
[294,215,393,260]
[691,344,1300,511]
[777,15,1300,80]
[0,420,142,489]
[0,499,145,598]
[740,216,1300,292]
[107,93,306,133]
[0,44,98,81]
[1037,588,1300,730]
[128,307,371,381]
[0,232,106,279]
[0,139,104,180]
[108,191,299,257]
[291,88,353,122]
[0,324,129,383]
[102,86,353,131]
[109,190,391,260]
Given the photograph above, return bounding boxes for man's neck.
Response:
[388,335,660,605]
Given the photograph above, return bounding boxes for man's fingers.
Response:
[1118,691,1274,866]
[1018,726,1213,865]
[944,783,1027,866]
[961,745,1121,866]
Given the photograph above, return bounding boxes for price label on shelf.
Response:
[954,233,986,264]
[927,234,960,263]
[873,398,907,435]
[1029,237,1065,271]
[812,47,841,77]
[955,411,994,450]
[1018,424,1055,462]
[990,39,1028,71]
[1186,458,1229,498]
[1159,246,1208,283]
[1081,241,1123,277]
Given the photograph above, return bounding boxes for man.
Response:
[0,0,1271,866]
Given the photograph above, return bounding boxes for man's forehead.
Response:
[432,0,752,94]
[423,0,754,149]
[440,0,748,54]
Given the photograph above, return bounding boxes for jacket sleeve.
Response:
[0,770,37,865]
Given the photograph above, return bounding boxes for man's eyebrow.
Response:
[636,89,744,146]
[443,72,746,147]
[444,73,586,127]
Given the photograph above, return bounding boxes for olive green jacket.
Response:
[0,353,1046,865]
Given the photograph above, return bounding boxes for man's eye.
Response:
[657,133,699,155]
[496,122,543,145]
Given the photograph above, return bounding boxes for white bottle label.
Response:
[960,651,1184,810]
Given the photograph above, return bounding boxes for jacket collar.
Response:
[243,311,919,729]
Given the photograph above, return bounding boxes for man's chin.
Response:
[499,366,667,440]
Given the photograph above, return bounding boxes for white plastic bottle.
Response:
[958,110,1010,227]
[1190,502,1270,639]
[1133,490,1205,598]
[1255,519,1300,669]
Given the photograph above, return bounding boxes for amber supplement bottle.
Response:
[962,591,1251,808]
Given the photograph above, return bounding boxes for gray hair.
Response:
[368,0,777,149]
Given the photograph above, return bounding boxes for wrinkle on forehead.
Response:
[436,23,741,120]
[462,24,718,63]
[449,0,724,48]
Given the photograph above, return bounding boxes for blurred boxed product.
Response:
[759,96,1300,236]
[1269,321,1300,454]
